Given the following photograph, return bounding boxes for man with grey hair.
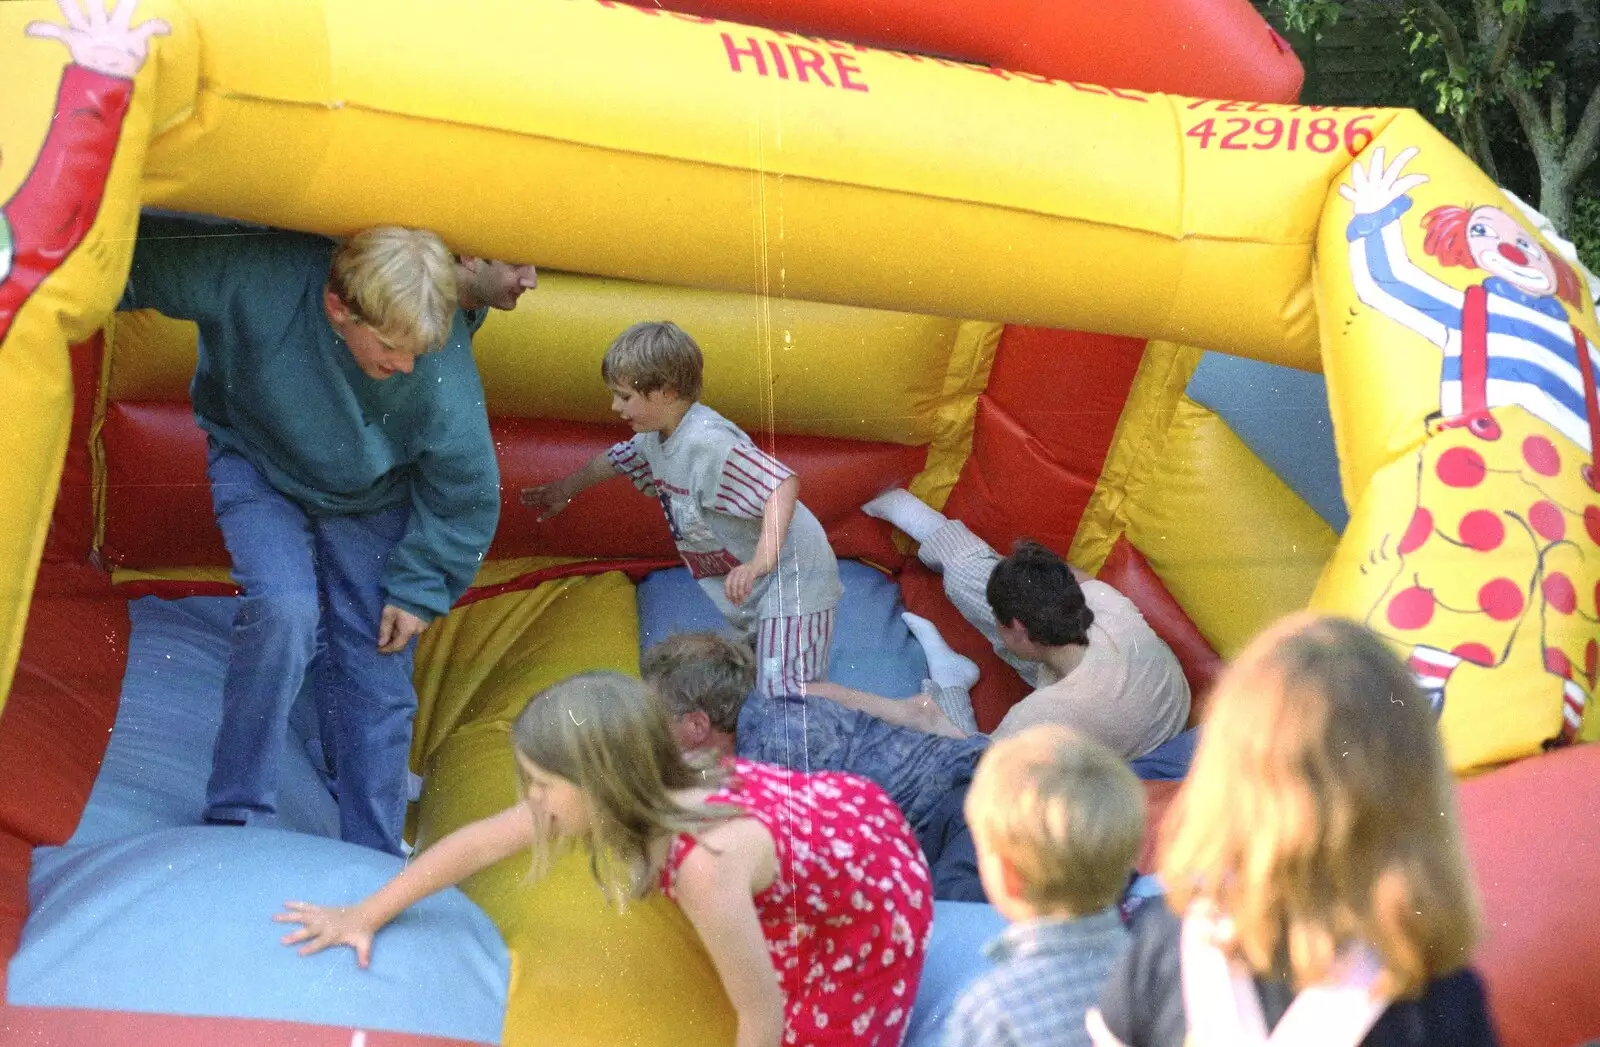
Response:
[643,631,990,901]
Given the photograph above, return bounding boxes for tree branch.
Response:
[1503,60,1550,148]
[1483,0,1526,83]
[1467,110,1503,182]
[1503,60,1567,224]
[1415,0,1500,175]
[1562,78,1600,183]
[1415,0,1474,80]
[1550,74,1566,143]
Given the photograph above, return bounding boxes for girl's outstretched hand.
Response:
[275,901,379,968]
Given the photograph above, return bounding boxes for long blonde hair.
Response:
[511,672,733,906]
[1160,613,1479,998]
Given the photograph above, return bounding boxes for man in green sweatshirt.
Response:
[122,216,501,856]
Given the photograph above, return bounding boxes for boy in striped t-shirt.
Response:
[522,321,842,697]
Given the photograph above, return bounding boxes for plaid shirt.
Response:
[942,907,1129,1047]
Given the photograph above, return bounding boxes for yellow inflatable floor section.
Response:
[411,573,733,1047]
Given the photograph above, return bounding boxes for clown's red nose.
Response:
[1498,243,1529,266]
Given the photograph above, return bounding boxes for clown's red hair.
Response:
[1422,204,1584,306]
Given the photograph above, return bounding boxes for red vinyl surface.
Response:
[99,406,921,571]
[0,1006,491,1047]
[42,335,101,565]
[1138,779,1183,873]
[1457,743,1600,1047]
[634,0,1303,102]
[0,565,127,849]
[99,401,227,568]
[0,564,129,990]
[941,327,1149,559]
[491,418,921,565]
[1095,538,1223,723]
[0,831,31,999]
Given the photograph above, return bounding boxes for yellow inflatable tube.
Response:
[1127,398,1340,659]
[130,0,1377,373]
[109,273,999,445]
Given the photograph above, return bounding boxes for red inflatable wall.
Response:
[898,326,1226,730]
[41,336,102,567]
[0,566,127,996]
[98,405,922,574]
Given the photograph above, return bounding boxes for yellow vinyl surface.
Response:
[1123,398,1339,659]
[410,575,735,1045]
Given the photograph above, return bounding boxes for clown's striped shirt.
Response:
[1348,196,1597,454]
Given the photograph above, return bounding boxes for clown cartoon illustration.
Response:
[1342,146,1599,747]
[0,0,168,344]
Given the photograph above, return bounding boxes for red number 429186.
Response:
[1185,114,1375,156]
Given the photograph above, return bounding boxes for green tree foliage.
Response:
[1268,0,1599,274]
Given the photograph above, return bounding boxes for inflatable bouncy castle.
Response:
[1,0,1597,1045]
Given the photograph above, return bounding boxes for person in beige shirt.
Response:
[810,490,1190,760]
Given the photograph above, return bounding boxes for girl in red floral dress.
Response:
[278,671,933,1047]
[659,755,932,1045]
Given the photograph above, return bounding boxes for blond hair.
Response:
[641,632,756,733]
[1160,613,1479,998]
[511,671,733,906]
[601,321,704,401]
[328,226,456,352]
[966,725,1144,915]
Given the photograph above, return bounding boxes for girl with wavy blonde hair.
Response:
[1090,613,1497,1047]
[509,670,734,904]
[278,671,933,1047]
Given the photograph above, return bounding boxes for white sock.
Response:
[863,489,948,543]
[902,611,979,690]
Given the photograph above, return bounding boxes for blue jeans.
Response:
[1129,726,1200,781]
[737,692,990,901]
[915,783,986,902]
[205,445,417,855]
